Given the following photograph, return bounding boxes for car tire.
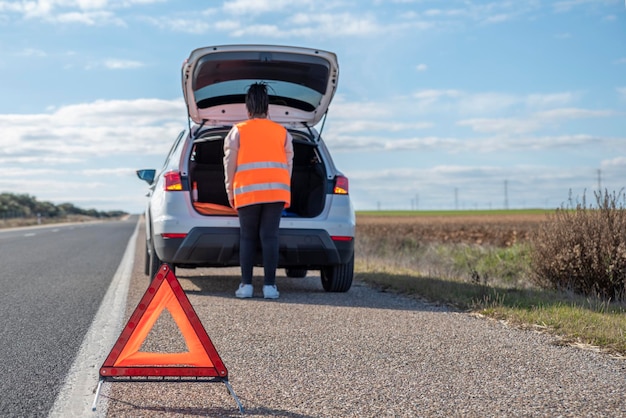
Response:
[320,253,354,292]
[148,236,162,281]
[148,232,175,281]
[144,238,151,276]
[285,268,307,278]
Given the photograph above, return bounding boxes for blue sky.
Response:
[1,0,625,214]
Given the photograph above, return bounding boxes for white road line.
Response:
[48,219,139,418]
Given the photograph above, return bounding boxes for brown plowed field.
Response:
[356,212,550,247]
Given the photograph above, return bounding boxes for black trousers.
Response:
[237,202,284,286]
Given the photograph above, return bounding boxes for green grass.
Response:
[356,209,553,217]
[486,301,626,352]
[356,252,626,357]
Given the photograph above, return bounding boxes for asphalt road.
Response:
[4,216,624,417]
[0,216,138,417]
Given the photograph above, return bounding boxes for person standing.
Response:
[223,83,294,299]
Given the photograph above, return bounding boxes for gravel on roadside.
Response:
[102,229,626,418]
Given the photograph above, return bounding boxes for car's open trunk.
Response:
[188,129,327,218]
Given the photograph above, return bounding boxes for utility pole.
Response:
[504,180,509,210]
[597,169,602,193]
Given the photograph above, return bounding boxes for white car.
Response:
[137,44,355,292]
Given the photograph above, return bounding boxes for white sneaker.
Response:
[263,285,280,299]
[235,284,253,298]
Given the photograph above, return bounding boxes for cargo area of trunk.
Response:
[188,129,327,218]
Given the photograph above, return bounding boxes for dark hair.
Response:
[246,82,269,117]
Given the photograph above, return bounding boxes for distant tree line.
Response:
[0,193,127,219]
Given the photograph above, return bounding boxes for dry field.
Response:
[356,212,549,247]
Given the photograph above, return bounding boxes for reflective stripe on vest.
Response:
[236,161,289,173]
[235,182,291,195]
[233,119,291,209]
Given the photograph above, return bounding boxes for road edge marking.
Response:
[48,218,139,417]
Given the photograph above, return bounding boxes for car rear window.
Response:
[192,51,331,112]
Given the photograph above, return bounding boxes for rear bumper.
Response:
[155,227,354,268]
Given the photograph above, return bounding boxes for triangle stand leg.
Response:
[223,378,245,414]
[91,377,244,414]
[92,378,104,411]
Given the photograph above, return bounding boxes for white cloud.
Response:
[323,129,610,154]
[231,23,284,38]
[331,89,597,141]
[153,12,363,37]
[214,20,240,31]
[413,89,463,100]
[410,89,588,119]
[104,58,144,69]
[75,0,109,9]
[535,108,615,120]
[135,0,554,39]
[553,0,603,12]
[17,48,47,57]
[415,63,428,72]
[600,156,626,171]
[223,0,312,15]
[482,13,512,24]
[288,12,384,37]
[410,90,518,116]
[0,97,187,212]
[329,97,394,120]
[54,10,124,25]
[383,136,461,152]
[330,120,433,135]
[0,0,160,25]
[458,108,614,136]
[149,17,211,34]
[0,98,186,157]
[457,117,541,135]
[504,134,602,150]
[412,89,463,109]
[81,167,137,177]
[526,92,577,108]
[0,0,598,36]
[457,92,519,115]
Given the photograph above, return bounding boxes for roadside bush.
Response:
[531,190,626,301]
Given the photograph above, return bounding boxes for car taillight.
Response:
[164,171,183,191]
[333,175,349,194]
[161,233,187,239]
[331,236,353,241]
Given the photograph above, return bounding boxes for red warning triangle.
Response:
[100,264,228,378]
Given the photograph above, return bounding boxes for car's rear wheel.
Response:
[148,232,175,282]
[320,253,354,292]
[285,268,307,278]
[144,238,151,275]
[148,236,162,281]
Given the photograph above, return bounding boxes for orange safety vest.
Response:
[233,119,291,209]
